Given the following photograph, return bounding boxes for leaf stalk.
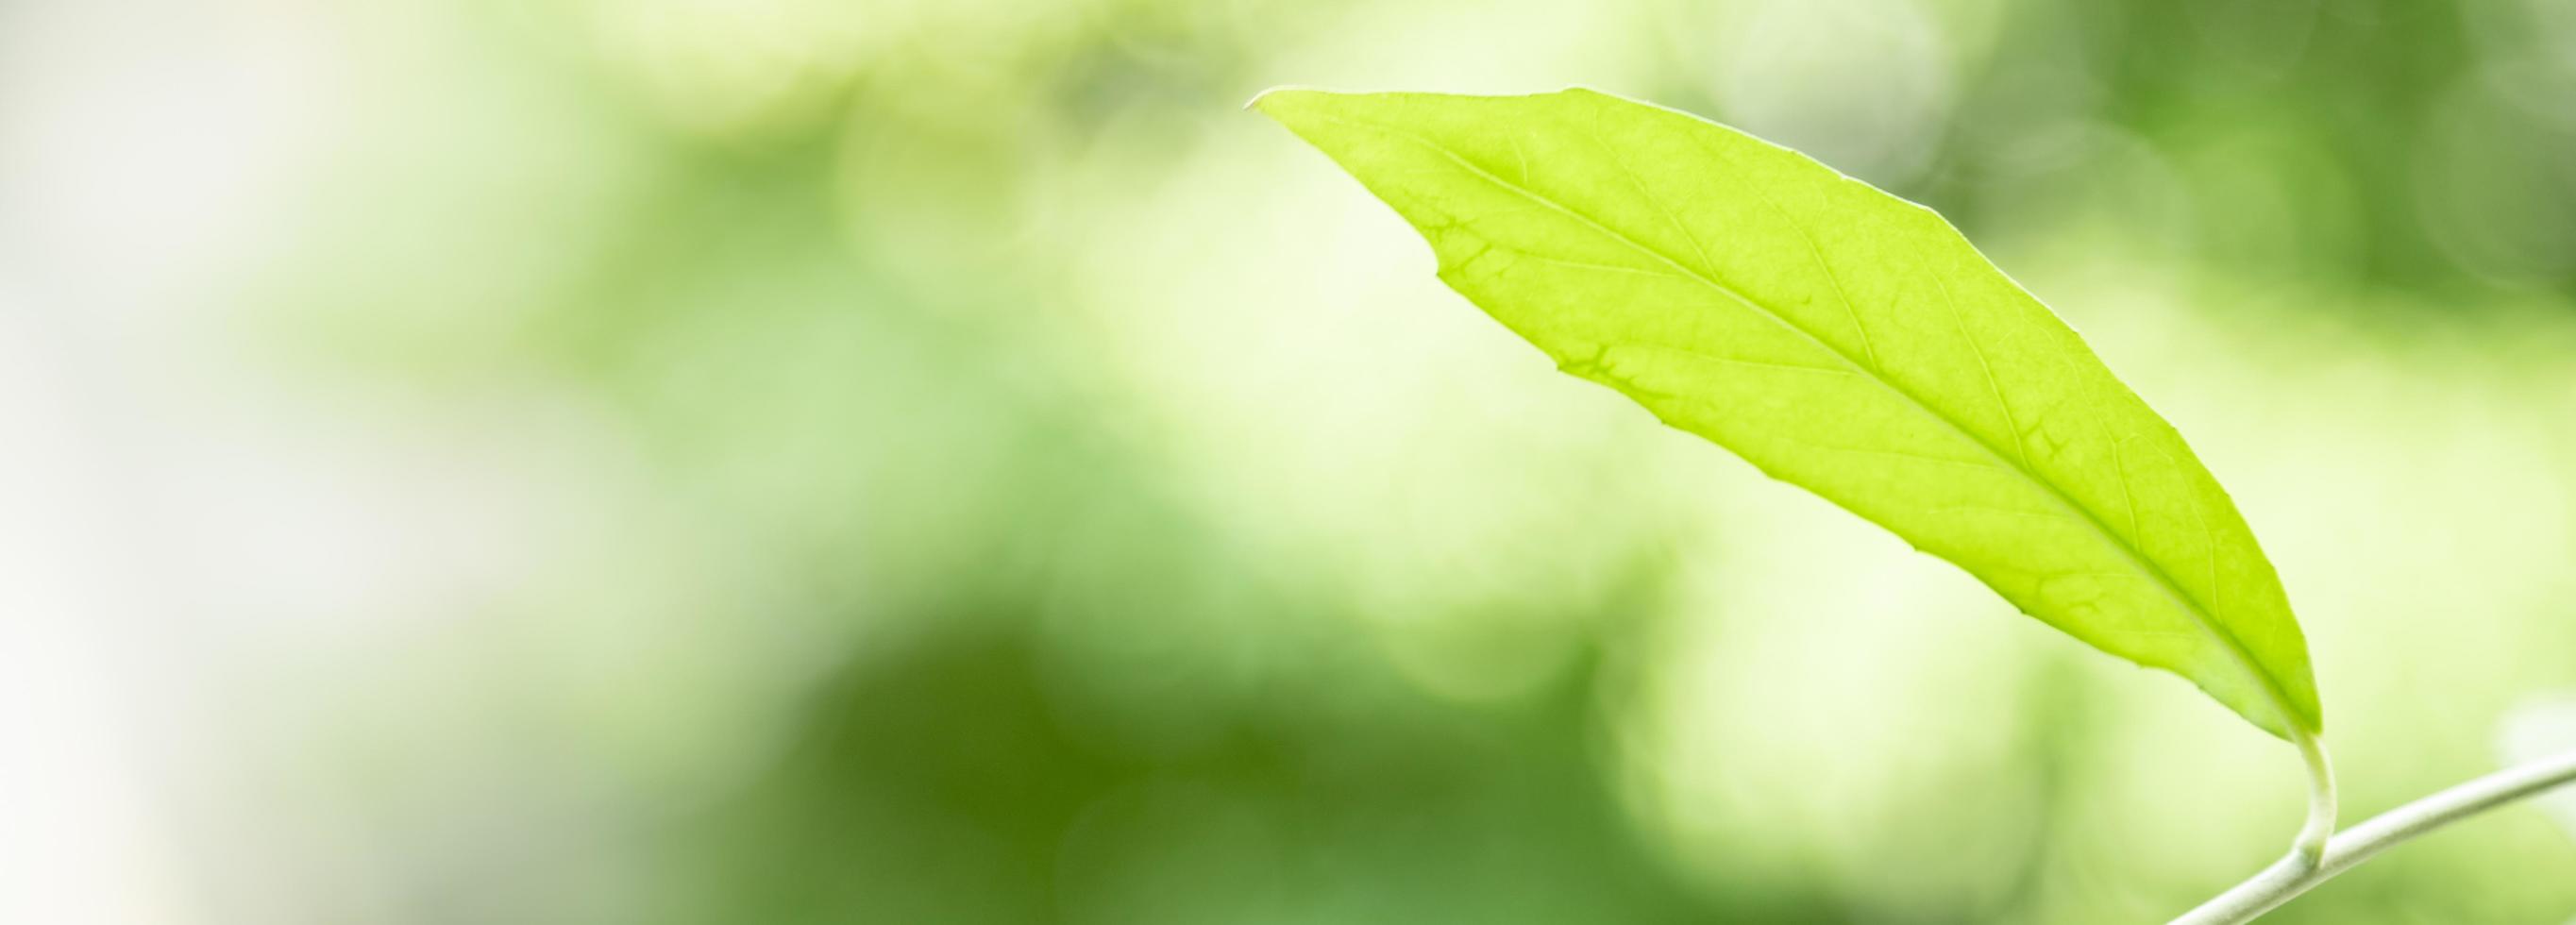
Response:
[2173,746,2576,924]
[2290,729,2336,864]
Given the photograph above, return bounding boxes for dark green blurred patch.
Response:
[650,599,1757,924]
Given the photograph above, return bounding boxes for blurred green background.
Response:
[6,0,2576,922]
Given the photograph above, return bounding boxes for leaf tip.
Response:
[1247,87,1323,120]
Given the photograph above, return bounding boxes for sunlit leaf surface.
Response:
[1259,88,2321,739]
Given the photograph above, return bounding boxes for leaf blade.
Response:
[1258,87,2322,738]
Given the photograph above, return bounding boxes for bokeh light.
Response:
[6,0,2575,922]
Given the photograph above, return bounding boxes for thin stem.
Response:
[2290,729,2336,864]
[2172,747,2576,924]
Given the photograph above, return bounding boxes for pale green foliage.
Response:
[1257,88,2321,739]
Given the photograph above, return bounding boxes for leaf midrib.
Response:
[1315,107,2303,733]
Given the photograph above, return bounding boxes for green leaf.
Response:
[1257,88,2321,739]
